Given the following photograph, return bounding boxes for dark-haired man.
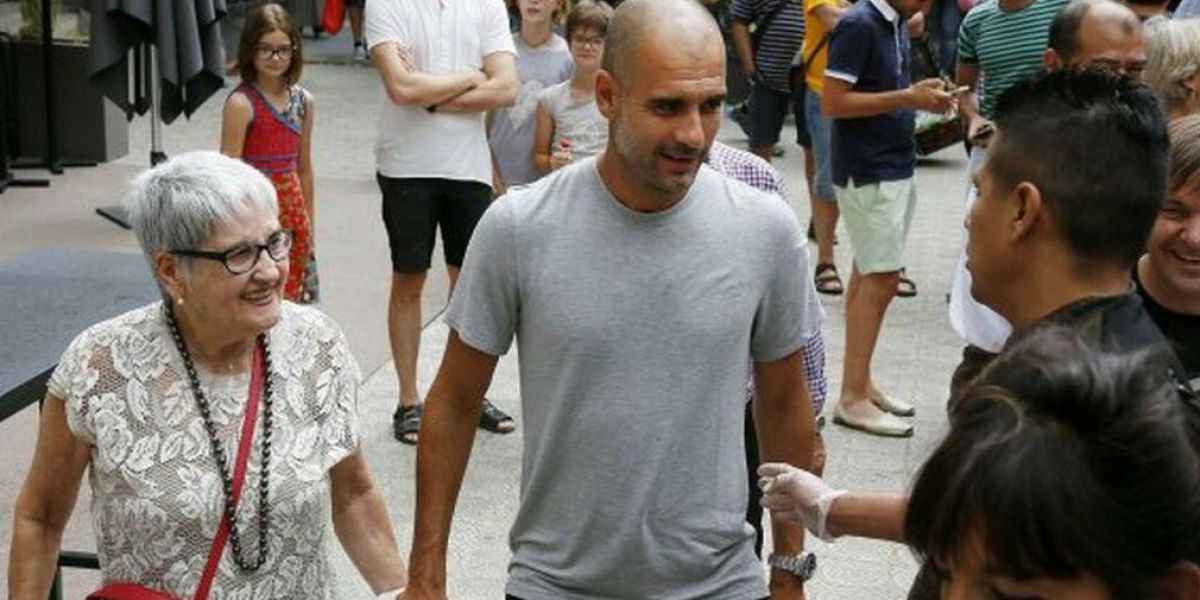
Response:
[759,67,1180,600]
[403,0,819,598]
[948,0,1147,398]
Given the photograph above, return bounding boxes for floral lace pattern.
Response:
[48,302,360,599]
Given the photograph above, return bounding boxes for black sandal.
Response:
[814,263,844,295]
[392,403,423,445]
[897,268,918,298]
[479,398,515,434]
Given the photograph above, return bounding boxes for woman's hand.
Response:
[758,462,847,542]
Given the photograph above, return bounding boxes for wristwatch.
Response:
[425,104,438,113]
[768,551,818,582]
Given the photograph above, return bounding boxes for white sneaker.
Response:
[353,45,367,62]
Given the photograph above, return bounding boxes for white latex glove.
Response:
[758,462,847,542]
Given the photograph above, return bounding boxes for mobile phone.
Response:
[970,123,995,145]
[948,85,971,95]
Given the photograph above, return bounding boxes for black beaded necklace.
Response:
[165,303,273,572]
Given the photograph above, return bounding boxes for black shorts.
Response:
[748,81,808,149]
[378,175,492,273]
[345,0,365,7]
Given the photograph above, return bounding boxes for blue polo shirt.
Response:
[825,0,916,187]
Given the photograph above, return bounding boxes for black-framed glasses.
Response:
[255,44,295,60]
[172,229,292,275]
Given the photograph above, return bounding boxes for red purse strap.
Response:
[194,343,264,600]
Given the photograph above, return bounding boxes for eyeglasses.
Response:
[172,229,292,275]
[255,44,295,60]
[570,35,605,49]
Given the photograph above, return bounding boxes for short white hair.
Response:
[124,151,278,267]
[1145,18,1200,115]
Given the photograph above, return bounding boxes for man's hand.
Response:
[907,78,955,113]
[758,463,846,541]
[769,570,807,600]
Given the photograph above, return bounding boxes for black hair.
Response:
[988,68,1168,270]
[905,327,1200,597]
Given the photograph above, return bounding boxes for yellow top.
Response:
[802,0,845,94]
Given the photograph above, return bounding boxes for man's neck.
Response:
[1138,256,1200,315]
[998,0,1037,12]
[596,149,688,214]
[519,21,554,47]
[1004,267,1132,329]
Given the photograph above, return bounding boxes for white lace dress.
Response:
[47,302,360,599]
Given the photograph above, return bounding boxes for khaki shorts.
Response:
[835,178,917,275]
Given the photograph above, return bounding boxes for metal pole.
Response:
[149,44,166,166]
[41,0,61,174]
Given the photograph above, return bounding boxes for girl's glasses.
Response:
[255,44,295,60]
[570,35,605,49]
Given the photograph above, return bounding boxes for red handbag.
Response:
[87,346,265,600]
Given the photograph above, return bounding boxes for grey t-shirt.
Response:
[489,34,574,186]
[536,81,608,163]
[445,159,819,600]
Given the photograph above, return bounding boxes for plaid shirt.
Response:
[708,141,829,413]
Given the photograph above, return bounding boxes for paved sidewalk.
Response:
[0,57,971,598]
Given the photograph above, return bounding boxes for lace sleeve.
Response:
[47,327,104,443]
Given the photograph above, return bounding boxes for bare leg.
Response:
[389,271,427,409]
[348,7,365,45]
[838,265,900,417]
[812,198,839,267]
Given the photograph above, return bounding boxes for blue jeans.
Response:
[804,89,836,203]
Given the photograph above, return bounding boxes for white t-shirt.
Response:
[365,0,516,184]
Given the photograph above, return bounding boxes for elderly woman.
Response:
[7,151,406,599]
[1145,18,1200,120]
[760,329,1200,599]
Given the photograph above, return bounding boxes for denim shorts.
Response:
[804,89,836,203]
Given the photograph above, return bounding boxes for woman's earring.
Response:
[176,296,185,306]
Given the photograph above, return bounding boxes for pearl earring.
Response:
[176,296,185,306]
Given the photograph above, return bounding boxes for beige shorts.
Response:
[835,178,917,275]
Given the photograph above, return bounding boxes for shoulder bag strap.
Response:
[194,343,264,600]
[801,32,832,75]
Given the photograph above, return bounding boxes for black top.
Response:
[1134,271,1200,389]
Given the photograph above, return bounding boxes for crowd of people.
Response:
[6,0,1200,597]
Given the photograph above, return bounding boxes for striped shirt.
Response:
[957,0,1070,117]
[732,0,807,93]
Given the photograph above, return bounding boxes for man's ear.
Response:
[1158,561,1200,600]
[595,69,618,119]
[155,252,186,303]
[1008,181,1043,243]
[1043,48,1063,70]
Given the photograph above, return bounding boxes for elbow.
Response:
[496,80,519,108]
[385,84,421,107]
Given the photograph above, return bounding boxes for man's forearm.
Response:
[826,492,908,542]
[732,22,756,75]
[383,70,481,107]
[823,87,915,119]
[435,77,518,113]
[754,375,817,555]
[408,389,484,586]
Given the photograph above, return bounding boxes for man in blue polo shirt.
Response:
[822,0,954,436]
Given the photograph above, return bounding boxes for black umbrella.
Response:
[89,0,228,147]
[88,0,228,226]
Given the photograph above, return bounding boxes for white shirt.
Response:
[365,0,516,184]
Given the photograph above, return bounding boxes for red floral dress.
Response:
[237,82,319,303]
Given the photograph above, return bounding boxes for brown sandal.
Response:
[814,263,844,295]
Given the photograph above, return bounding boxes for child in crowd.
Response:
[533,1,612,173]
[221,3,319,303]
[489,0,574,194]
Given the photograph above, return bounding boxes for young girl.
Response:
[488,0,574,194]
[533,1,612,173]
[221,3,318,303]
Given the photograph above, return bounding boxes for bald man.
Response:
[403,0,819,598]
